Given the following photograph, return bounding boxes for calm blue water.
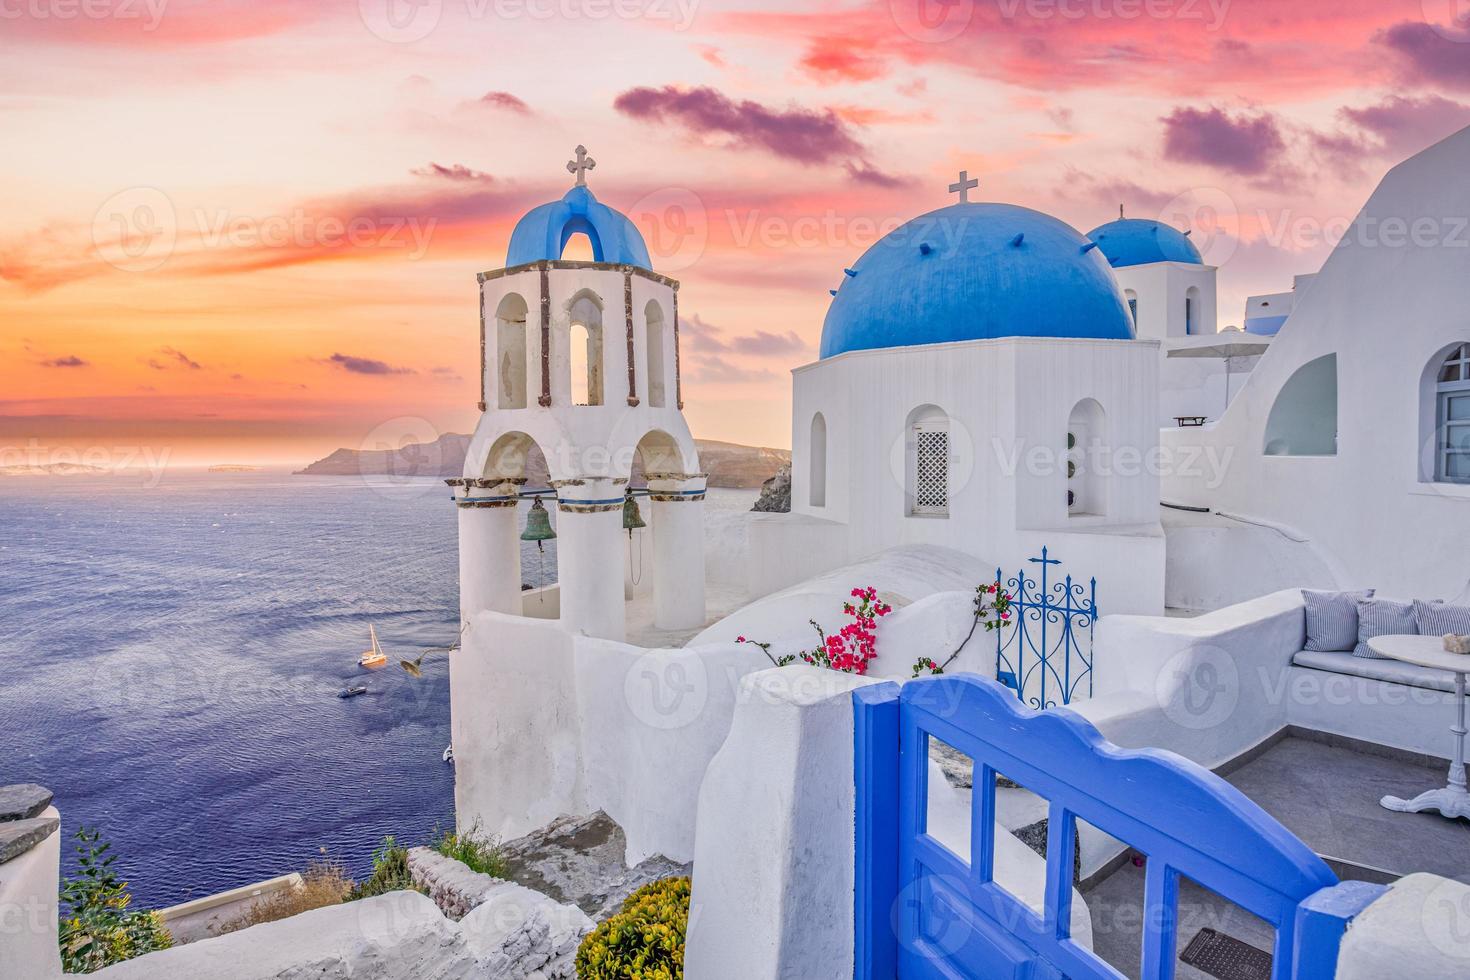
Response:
[0,470,555,908]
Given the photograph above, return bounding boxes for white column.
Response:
[649,475,707,631]
[555,478,626,641]
[455,480,523,621]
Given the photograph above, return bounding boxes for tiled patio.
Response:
[1080,732,1470,978]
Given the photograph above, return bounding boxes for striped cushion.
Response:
[1353,597,1418,659]
[1416,600,1470,639]
[1302,589,1374,652]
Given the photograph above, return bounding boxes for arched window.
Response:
[1432,344,1470,483]
[567,292,604,406]
[1067,399,1107,517]
[645,300,667,408]
[1124,289,1138,327]
[495,293,528,410]
[560,228,599,262]
[905,404,949,517]
[1185,286,1201,335]
[809,412,827,508]
[1264,354,1337,456]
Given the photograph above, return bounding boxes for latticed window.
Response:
[1438,343,1470,483]
[913,423,949,515]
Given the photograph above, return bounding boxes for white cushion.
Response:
[1292,649,1456,693]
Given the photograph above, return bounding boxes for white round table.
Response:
[1369,634,1470,820]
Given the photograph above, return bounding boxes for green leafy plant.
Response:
[910,582,1014,677]
[576,876,690,980]
[347,836,423,901]
[432,822,508,879]
[58,827,173,973]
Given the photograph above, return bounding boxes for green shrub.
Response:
[58,827,174,973]
[347,836,422,901]
[432,822,508,879]
[576,876,690,980]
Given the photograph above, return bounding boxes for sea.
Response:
[0,469,534,909]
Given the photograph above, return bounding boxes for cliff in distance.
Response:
[296,433,789,490]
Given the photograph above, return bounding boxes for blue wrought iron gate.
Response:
[995,548,1095,708]
[854,676,1386,980]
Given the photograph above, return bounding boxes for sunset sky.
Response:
[3,0,1469,467]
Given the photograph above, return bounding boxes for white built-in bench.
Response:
[1291,650,1458,694]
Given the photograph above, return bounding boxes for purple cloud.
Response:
[326,353,414,376]
[479,91,531,114]
[1378,21,1470,90]
[1342,94,1470,157]
[160,346,202,369]
[731,330,808,356]
[1161,106,1285,176]
[614,85,902,184]
[411,162,494,183]
[41,355,87,367]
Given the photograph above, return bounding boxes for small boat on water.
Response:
[442,744,454,764]
[338,684,368,699]
[358,624,387,669]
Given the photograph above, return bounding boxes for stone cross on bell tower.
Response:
[948,169,978,204]
[567,145,596,186]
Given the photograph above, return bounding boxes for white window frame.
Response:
[1438,345,1470,484]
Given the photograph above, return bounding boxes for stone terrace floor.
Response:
[1081,732,1470,978]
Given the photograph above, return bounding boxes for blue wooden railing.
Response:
[995,547,1096,708]
[854,675,1386,979]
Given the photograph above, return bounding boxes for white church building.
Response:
[9,137,1470,980]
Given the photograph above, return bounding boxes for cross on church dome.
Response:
[948,169,978,204]
[567,145,596,186]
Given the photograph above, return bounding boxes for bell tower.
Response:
[452,148,707,642]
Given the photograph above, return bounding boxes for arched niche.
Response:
[1185,285,1201,335]
[645,300,667,408]
[566,290,605,407]
[904,404,950,518]
[495,293,529,410]
[1264,354,1338,456]
[1067,398,1107,517]
[809,412,827,508]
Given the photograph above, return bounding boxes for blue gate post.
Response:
[853,683,901,980]
[1291,880,1389,979]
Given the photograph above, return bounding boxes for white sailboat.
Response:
[358,623,387,669]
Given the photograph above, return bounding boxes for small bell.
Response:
[622,491,646,536]
[521,497,556,548]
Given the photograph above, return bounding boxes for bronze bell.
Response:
[622,491,646,535]
[521,497,556,546]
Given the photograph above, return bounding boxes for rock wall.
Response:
[751,463,791,512]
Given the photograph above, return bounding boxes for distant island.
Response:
[207,464,263,473]
[0,463,109,477]
[295,432,790,489]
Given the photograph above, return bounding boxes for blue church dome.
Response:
[819,203,1134,359]
[1086,218,1202,268]
[506,184,652,270]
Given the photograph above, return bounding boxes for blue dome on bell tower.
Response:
[505,146,653,270]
